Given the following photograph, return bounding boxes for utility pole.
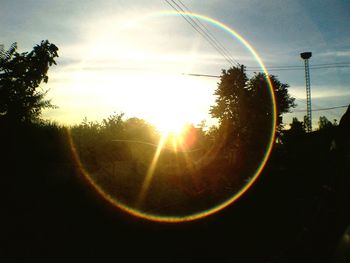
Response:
[300,52,312,132]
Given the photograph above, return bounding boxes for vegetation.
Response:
[318,115,334,130]
[2,42,349,262]
[68,114,244,215]
[210,66,295,147]
[209,66,296,175]
[210,67,295,132]
[0,40,58,124]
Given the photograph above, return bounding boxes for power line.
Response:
[112,139,202,153]
[166,0,350,75]
[182,74,348,115]
[164,0,239,68]
[175,0,240,66]
[246,62,350,72]
[184,63,350,77]
[291,105,348,113]
[183,73,220,78]
[247,62,350,69]
[294,98,345,118]
[247,65,350,72]
[165,0,238,67]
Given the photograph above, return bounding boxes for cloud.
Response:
[290,85,350,99]
[318,50,350,58]
[57,57,82,67]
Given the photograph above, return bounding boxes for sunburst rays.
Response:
[135,133,167,208]
[135,130,198,209]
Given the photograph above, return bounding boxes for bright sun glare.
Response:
[47,14,218,127]
[132,75,206,138]
[153,116,186,135]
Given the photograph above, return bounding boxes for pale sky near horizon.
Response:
[1,0,350,130]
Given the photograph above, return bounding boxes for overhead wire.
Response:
[183,75,347,117]
[165,0,238,67]
[247,62,350,69]
[246,63,350,72]
[112,139,202,153]
[163,1,350,74]
[163,1,348,119]
[291,98,346,118]
[164,0,240,68]
[291,105,348,113]
[175,0,240,66]
[184,63,350,77]
[183,73,220,78]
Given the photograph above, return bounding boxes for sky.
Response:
[1,0,350,130]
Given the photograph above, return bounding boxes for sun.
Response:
[155,118,186,136]
[148,114,189,151]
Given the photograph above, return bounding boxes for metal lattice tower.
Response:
[300,52,312,132]
[0,44,4,59]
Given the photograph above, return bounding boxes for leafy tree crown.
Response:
[0,40,59,123]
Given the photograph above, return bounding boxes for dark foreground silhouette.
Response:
[1,116,349,262]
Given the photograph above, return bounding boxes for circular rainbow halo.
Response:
[69,11,277,223]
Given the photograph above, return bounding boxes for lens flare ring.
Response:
[68,11,277,223]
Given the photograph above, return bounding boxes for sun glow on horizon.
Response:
[125,74,213,139]
[151,115,187,135]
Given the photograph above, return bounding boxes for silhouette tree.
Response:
[0,40,58,124]
[282,117,306,145]
[318,116,333,130]
[336,104,350,156]
[290,117,306,134]
[210,66,295,156]
[303,115,310,131]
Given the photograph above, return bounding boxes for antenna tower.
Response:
[300,52,312,132]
